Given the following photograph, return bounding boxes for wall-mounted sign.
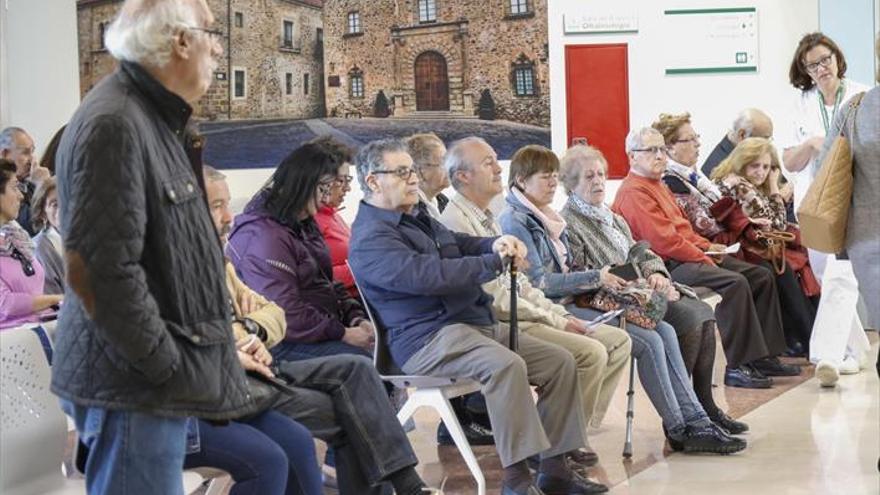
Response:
[214,72,227,81]
[664,7,759,75]
[563,1,638,34]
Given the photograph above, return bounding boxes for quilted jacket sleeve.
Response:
[62,116,180,384]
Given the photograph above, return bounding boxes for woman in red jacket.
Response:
[312,137,359,298]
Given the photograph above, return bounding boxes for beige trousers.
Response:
[521,322,631,428]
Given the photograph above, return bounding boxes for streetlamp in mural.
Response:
[76,0,550,167]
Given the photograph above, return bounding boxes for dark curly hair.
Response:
[789,32,847,91]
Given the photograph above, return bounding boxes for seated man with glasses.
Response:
[349,138,609,495]
[612,127,793,390]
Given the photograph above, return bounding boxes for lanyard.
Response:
[818,80,845,133]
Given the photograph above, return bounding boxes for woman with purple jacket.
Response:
[228,140,375,361]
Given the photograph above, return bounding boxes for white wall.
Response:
[0,0,80,154]
[548,0,820,169]
[819,0,879,87]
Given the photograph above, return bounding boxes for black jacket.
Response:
[51,62,253,419]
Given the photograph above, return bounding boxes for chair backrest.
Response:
[0,326,68,494]
[349,270,403,377]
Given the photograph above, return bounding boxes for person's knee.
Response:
[492,349,529,382]
[573,340,608,371]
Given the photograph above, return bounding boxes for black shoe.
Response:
[783,341,807,358]
[566,449,599,470]
[536,471,609,494]
[681,424,747,454]
[437,421,495,446]
[752,357,801,377]
[663,425,686,451]
[708,410,749,435]
[724,365,773,389]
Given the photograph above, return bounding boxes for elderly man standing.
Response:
[439,137,631,466]
[349,138,608,495]
[0,127,50,235]
[701,108,774,176]
[612,127,796,390]
[51,1,253,493]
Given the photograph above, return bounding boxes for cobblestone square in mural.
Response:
[201,117,551,169]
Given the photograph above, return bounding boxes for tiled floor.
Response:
[404,333,879,494]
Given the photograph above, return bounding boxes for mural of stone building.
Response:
[76,0,325,121]
[322,0,549,126]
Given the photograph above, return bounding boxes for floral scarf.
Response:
[0,221,35,260]
[665,159,722,208]
[511,187,569,272]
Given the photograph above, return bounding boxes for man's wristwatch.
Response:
[238,317,268,342]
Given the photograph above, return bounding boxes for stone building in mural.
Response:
[76,0,325,120]
[321,0,550,126]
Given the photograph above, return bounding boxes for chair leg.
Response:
[398,388,486,495]
[432,391,487,495]
[623,355,636,459]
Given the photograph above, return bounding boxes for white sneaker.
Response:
[815,360,839,387]
[839,356,861,375]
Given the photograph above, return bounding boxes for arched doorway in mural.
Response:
[414,51,449,111]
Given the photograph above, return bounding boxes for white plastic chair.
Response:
[353,275,487,495]
[0,325,84,495]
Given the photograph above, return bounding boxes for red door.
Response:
[565,44,630,178]
[415,51,450,111]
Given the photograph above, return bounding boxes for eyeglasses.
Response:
[372,167,417,181]
[632,146,669,155]
[334,175,354,185]
[186,25,224,40]
[804,54,834,74]
[673,134,700,145]
[10,248,35,277]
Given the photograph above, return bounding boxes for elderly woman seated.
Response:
[499,145,745,454]
[30,177,64,295]
[709,137,820,357]
[653,113,817,359]
[228,140,374,362]
[557,144,746,435]
[0,159,63,329]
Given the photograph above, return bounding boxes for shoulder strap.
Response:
[841,91,866,138]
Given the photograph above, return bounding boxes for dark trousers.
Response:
[184,411,322,495]
[771,262,818,351]
[270,355,418,495]
[669,256,786,367]
[271,339,371,361]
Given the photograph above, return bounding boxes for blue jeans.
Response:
[60,399,188,495]
[566,306,709,433]
[184,410,321,495]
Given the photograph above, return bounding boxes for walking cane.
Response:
[507,257,518,352]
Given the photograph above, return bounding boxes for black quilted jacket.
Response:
[50,62,253,419]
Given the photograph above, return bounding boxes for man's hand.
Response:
[342,325,375,350]
[647,273,670,292]
[599,266,627,290]
[706,243,727,262]
[564,316,596,335]
[236,335,272,366]
[493,235,529,270]
[358,319,375,335]
[237,290,261,316]
[237,350,275,378]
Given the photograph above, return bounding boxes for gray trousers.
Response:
[401,323,587,467]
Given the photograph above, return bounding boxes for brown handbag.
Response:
[797,93,865,253]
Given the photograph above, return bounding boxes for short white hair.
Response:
[105,0,201,68]
[625,127,663,153]
[445,136,490,190]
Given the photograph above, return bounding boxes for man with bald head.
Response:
[51,1,249,493]
[701,108,774,176]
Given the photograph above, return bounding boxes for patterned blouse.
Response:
[716,178,787,231]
